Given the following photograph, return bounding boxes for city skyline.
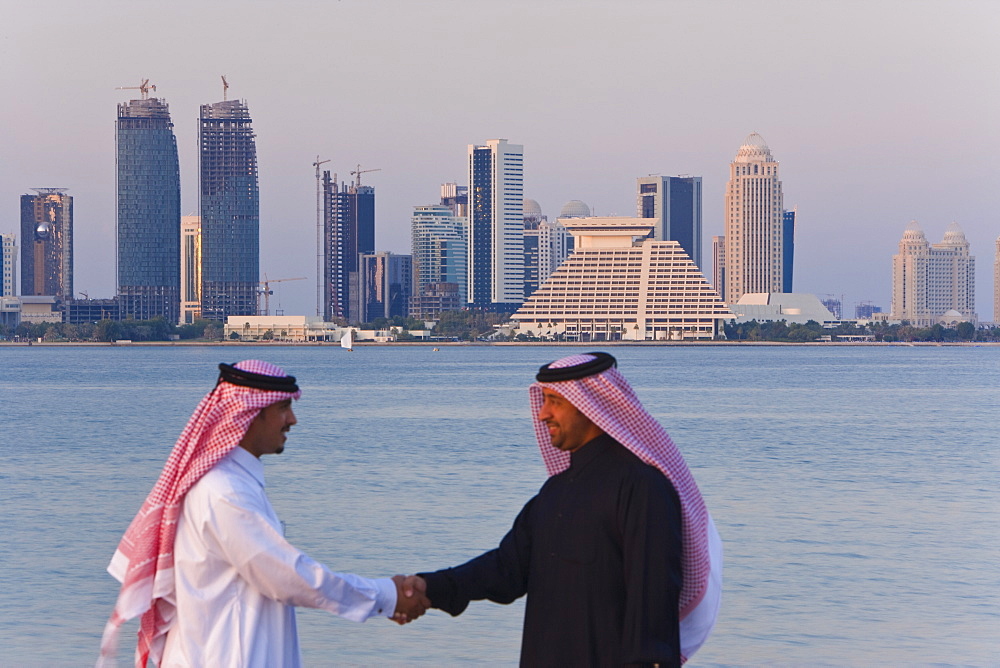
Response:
[3,1,997,318]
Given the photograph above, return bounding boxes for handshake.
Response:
[390,574,429,624]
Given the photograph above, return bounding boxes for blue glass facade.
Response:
[468,146,493,306]
[322,171,374,323]
[199,100,259,321]
[637,175,702,270]
[117,99,181,322]
[783,209,795,292]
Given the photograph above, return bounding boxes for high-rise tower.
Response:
[411,204,467,304]
[723,133,785,304]
[1,232,17,297]
[467,139,523,308]
[117,96,181,321]
[636,176,702,270]
[994,235,1000,324]
[180,216,202,324]
[20,189,72,300]
[199,99,259,321]
[321,171,375,323]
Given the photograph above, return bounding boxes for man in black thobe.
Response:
[409,352,694,667]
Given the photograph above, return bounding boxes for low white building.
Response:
[224,316,433,342]
[729,293,836,325]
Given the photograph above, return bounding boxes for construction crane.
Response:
[258,276,306,316]
[313,156,331,317]
[116,78,156,100]
[221,75,229,101]
[350,164,381,188]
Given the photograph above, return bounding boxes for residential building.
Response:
[636,176,702,269]
[410,282,461,320]
[199,99,259,321]
[322,171,375,322]
[2,232,17,297]
[20,189,72,300]
[467,139,523,308]
[411,204,467,304]
[711,235,725,297]
[513,217,732,341]
[117,96,181,322]
[723,132,785,304]
[180,216,202,324]
[357,252,412,322]
[890,221,976,326]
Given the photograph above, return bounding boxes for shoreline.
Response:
[2,340,997,348]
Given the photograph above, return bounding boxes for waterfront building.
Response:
[723,133,785,304]
[467,139,523,308]
[199,99,259,321]
[729,293,837,325]
[522,199,544,299]
[322,171,375,322]
[711,235,725,297]
[512,217,732,341]
[180,216,202,324]
[410,282,461,320]
[890,221,976,326]
[636,176,703,269]
[411,204,467,304]
[357,252,412,322]
[20,189,72,300]
[117,96,181,322]
[2,232,17,297]
[67,298,121,325]
[783,209,796,292]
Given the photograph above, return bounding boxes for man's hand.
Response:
[390,574,430,624]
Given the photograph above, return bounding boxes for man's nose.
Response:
[288,409,298,426]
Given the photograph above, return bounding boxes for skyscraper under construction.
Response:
[199,98,259,321]
[322,171,374,323]
[117,95,181,322]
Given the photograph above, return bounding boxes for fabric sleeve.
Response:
[620,469,684,667]
[203,489,397,622]
[419,496,536,616]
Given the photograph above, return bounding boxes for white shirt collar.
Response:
[229,445,266,488]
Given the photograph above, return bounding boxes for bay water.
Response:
[1,344,997,665]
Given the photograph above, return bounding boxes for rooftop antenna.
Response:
[313,156,331,317]
[116,78,156,100]
[221,75,229,101]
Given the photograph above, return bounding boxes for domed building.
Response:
[891,221,977,326]
[559,200,591,218]
[722,132,787,304]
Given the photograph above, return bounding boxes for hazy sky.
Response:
[3,0,998,318]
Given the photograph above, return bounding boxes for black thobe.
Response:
[421,434,683,667]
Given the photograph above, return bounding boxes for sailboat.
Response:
[341,328,354,352]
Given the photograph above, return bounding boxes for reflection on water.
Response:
[1,345,997,665]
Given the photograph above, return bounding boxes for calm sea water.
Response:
[1,344,997,666]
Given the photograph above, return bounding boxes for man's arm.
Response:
[620,468,684,667]
[203,490,426,622]
[414,495,537,616]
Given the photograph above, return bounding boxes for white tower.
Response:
[723,133,784,304]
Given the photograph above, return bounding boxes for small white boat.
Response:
[341,329,354,351]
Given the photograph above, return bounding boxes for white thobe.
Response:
[161,446,396,668]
